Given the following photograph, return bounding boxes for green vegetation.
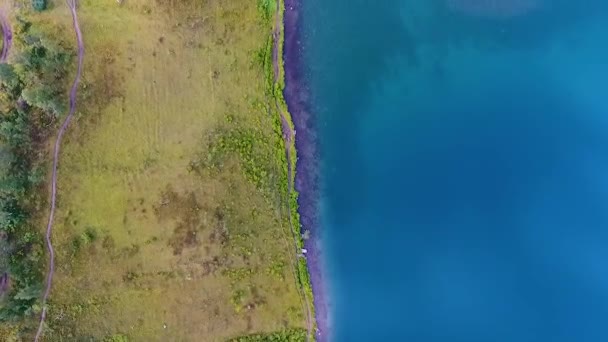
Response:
[203,0,315,336]
[201,126,280,197]
[0,15,72,321]
[228,328,307,342]
[0,0,314,339]
[268,0,316,333]
[104,334,130,342]
[32,0,47,12]
[257,0,278,23]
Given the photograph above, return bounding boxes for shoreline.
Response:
[281,0,329,340]
[272,0,314,338]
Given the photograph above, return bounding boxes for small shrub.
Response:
[104,334,129,342]
[32,0,47,12]
[228,328,307,342]
[81,226,97,244]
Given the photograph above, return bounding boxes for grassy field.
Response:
[0,0,307,340]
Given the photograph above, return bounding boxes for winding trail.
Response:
[272,3,314,341]
[35,0,84,340]
[0,7,12,63]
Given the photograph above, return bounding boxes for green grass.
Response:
[228,328,307,342]
[0,0,314,340]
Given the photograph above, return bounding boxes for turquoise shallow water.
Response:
[300,0,608,340]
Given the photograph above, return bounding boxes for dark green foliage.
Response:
[22,85,64,115]
[70,235,82,255]
[297,258,313,301]
[0,64,22,93]
[0,65,23,113]
[13,283,42,301]
[15,26,72,116]
[82,226,97,244]
[0,17,72,320]
[103,334,130,342]
[261,35,275,97]
[32,0,47,12]
[228,328,307,342]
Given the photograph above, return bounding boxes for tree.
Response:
[0,65,22,113]
[0,64,21,94]
[21,84,64,115]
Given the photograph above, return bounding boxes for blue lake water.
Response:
[300,0,608,340]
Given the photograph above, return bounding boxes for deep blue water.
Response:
[301,0,608,341]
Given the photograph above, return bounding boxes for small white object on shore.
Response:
[301,248,307,254]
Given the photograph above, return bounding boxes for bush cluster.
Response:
[0,17,72,320]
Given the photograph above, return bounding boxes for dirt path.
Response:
[0,8,12,63]
[272,3,314,341]
[35,0,84,340]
